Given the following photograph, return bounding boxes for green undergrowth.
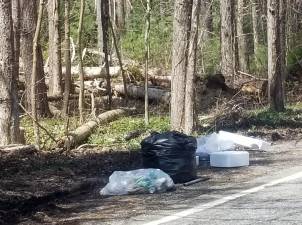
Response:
[21,116,81,150]
[245,102,302,128]
[88,115,170,150]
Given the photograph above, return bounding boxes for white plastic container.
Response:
[210,151,249,167]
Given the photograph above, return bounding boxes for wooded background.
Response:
[0,0,301,148]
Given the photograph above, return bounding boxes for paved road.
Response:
[136,168,302,225]
[19,141,302,225]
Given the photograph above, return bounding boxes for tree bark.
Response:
[171,0,192,131]
[144,0,151,125]
[184,0,200,134]
[62,0,71,117]
[252,0,260,68]
[267,0,285,111]
[0,0,20,145]
[31,0,45,149]
[78,0,85,123]
[11,0,21,142]
[220,0,237,86]
[96,0,104,65]
[101,0,112,109]
[20,0,51,117]
[237,0,248,72]
[171,0,200,133]
[47,0,62,97]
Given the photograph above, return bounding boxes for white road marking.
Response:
[143,171,302,225]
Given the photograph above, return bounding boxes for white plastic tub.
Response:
[210,151,249,167]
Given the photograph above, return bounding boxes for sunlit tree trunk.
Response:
[62,0,71,117]
[237,0,248,72]
[0,0,20,145]
[48,0,62,97]
[220,0,237,86]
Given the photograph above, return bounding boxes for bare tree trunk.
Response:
[62,0,71,117]
[237,0,248,72]
[115,0,126,39]
[102,0,112,109]
[267,0,285,111]
[252,0,260,68]
[11,0,21,143]
[144,0,151,125]
[0,0,20,145]
[96,0,104,65]
[32,0,44,149]
[109,20,128,98]
[184,0,200,135]
[48,0,62,97]
[171,0,200,133]
[220,0,237,86]
[20,0,51,117]
[78,0,85,123]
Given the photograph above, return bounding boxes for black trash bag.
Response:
[141,131,197,183]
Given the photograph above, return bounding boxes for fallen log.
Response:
[149,75,171,88]
[0,145,37,156]
[58,108,135,149]
[114,84,170,103]
[61,66,120,80]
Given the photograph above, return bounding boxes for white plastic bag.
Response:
[196,131,271,154]
[100,168,175,196]
[196,132,235,154]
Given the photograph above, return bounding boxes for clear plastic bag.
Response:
[100,168,175,196]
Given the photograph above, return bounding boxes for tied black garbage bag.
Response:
[141,131,197,183]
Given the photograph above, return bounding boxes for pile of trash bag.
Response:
[141,131,197,183]
[100,168,175,196]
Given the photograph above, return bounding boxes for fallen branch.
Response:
[238,71,268,81]
[114,84,170,103]
[58,108,135,149]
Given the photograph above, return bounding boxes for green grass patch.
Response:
[245,103,302,128]
[88,115,170,149]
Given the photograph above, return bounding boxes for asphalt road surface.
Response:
[19,141,302,225]
[130,167,302,225]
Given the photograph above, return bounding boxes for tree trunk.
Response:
[102,0,112,109]
[252,0,260,68]
[11,0,21,143]
[0,0,20,145]
[171,0,200,133]
[267,0,285,111]
[31,0,45,149]
[47,0,62,97]
[220,0,237,86]
[78,0,85,123]
[115,0,125,39]
[184,0,200,134]
[144,0,151,125]
[96,0,104,65]
[237,0,248,72]
[62,0,71,117]
[20,0,51,117]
